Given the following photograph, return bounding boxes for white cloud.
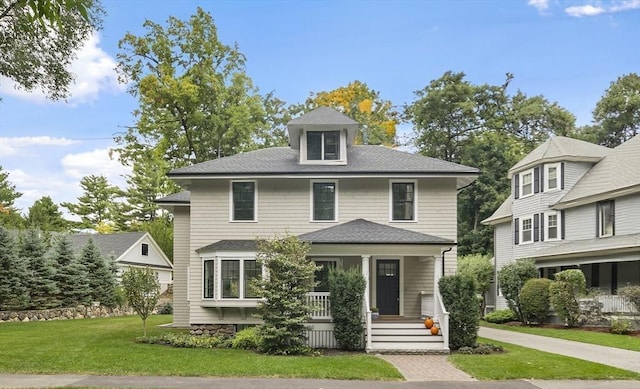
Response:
[565,0,640,17]
[0,136,81,157]
[0,32,125,104]
[528,0,550,12]
[61,148,130,186]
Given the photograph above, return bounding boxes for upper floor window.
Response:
[597,200,615,237]
[390,181,416,221]
[231,181,256,221]
[545,212,559,240]
[307,131,340,161]
[312,182,337,221]
[141,243,149,256]
[545,163,561,192]
[521,217,533,243]
[520,170,533,197]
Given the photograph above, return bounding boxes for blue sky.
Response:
[1,0,639,215]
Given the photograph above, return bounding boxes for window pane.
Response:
[244,260,261,298]
[233,182,255,221]
[141,243,149,256]
[314,260,337,292]
[599,201,614,236]
[392,183,414,220]
[313,183,335,220]
[522,173,532,195]
[323,131,340,160]
[307,132,322,160]
[204,260,215,298]
[222,260,240,298]
[522,218,532,242]
[547,167,557,189]
[548,214,557,239]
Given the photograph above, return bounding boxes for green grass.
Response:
[481,321,640,351]
[0,315,402,380]
[449,338,640,380]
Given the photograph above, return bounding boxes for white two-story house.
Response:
[483,135,640,314]
[157,107,479,353]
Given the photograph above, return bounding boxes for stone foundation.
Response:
[190,324,236,337]
[0,305,133,323]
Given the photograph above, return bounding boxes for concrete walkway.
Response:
[479,327,640,373]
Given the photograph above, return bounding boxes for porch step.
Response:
[367,320,448,354]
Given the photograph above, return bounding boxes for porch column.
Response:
[361,255,371,307]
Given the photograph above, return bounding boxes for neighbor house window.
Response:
[520,170,533,197]
[307,131,340,161]
[141,243,149,256]
[545,163,560,191]
[218,258,262,299]
[313,260,337,292]
[312,182,337,221]
[204,260,215,298]
[597,200,614,237]
[521,217,533,243]
[231,181,256,221]
[391,181,416,221]
[546,212,559,240]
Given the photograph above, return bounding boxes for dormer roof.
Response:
[508,136,611,178]
[287,107,359,149]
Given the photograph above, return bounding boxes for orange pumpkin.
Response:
[430,325,439,335]
[424,317,434,329]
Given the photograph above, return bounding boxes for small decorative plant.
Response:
[370,307,379,319]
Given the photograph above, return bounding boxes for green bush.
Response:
[549,269,586,327]
[610,319,633,335]
[329,268,366,350]
[519,278,552,325]
[497,259,537,323]
[456,343,504,355]
[457,254,493,314]
[439,274,479,350]
[138,333,226,348]
[157,302,173,314]
[484,309,517,324]
[231,326,261,350]
[618,285,640,313]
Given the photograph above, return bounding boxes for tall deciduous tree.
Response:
[50,235,91,307]
[0,226,30,310]
[20,228,60,309]
[291,81,398,145]
[62,175,123,230]
[0,0,104,100]
[27,196,69,232]
[592,73,640,147]
[115,7,269,167]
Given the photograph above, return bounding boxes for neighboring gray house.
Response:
[157,107,479,353]
[71,232,174,293]
[483,135,640,313]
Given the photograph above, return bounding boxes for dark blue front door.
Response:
[377,260,400,315]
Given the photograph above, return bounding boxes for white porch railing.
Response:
[581,295,637,314]
[364,290,372,350]
[434,291,450,351]
[306,292,332,320]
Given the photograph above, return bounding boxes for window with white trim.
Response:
[597,200,614,237]
[311,181,337,221]
[219,258,262,299]
[231,181,256,221]
[307,131,341,161]
[545,163,560,192]
[203,260,215,298]
[390,181,416,221]
[521,217,533,243]
[520,170,533,197]
[546,212,559,240]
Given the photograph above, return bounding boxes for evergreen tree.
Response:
[79,239,117,306]
[0,226,29,310]
[62,175,124,230]
[51,236,91,307]
[20,228,60,309]
[27,196,69,232]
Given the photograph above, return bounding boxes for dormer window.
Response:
[307,131,340,161]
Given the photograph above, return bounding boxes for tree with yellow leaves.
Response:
[291,81,398,146]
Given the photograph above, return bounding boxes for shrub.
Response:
[138,333,226,348]
[457,254,493,314]
[439,274,479,350]
[157,302,173,315]
[329,268,366,350]
[484,309,517,324]
[519,278,552,325]
[549,269,586,327]
[456,343,504,355]
[618,285,640,313]
[231,326,261,350]
[610,319,633,335]
[497,259,537,323]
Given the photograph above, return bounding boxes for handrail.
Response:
[435,290,450,351]
[363,292,372,350]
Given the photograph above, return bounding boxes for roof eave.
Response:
[508,156,604,178]
[553,185,640,210]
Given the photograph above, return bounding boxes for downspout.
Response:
[441,247,453,276]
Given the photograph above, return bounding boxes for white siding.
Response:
[172,207,190,327]
[403,256,434,317]
[494,221,513,310]
[615,195,640,235]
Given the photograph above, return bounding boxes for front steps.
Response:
[367,320,448,354]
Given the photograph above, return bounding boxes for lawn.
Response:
[0,315,402,380]
[481,321,640,351]
[449,338,640,380]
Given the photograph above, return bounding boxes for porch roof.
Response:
[298,219,455,245]
[519,232,640,261]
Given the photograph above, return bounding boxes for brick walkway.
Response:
[377,355,476,381]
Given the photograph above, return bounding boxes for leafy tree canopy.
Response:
[592,73,640,147]
[27,196,69,232]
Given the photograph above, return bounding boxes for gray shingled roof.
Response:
[298,219,455,245]
[481,197,512,225]
[555,135,640,207]
[169,145,479,178]
[70,232,146,259]
[197,240,257,253]
[524,233,640,260]
[155,191,190,204]
[287,106,358,125]
[509,136,611,177]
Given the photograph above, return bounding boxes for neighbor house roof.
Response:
[554,135,640,209]
[509,136,611,177]
[298,219,455,245]
[522,233,640,261]
[481,197,513,225]
[168,145,479,189]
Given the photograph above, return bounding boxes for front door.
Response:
[376,260,400,315]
